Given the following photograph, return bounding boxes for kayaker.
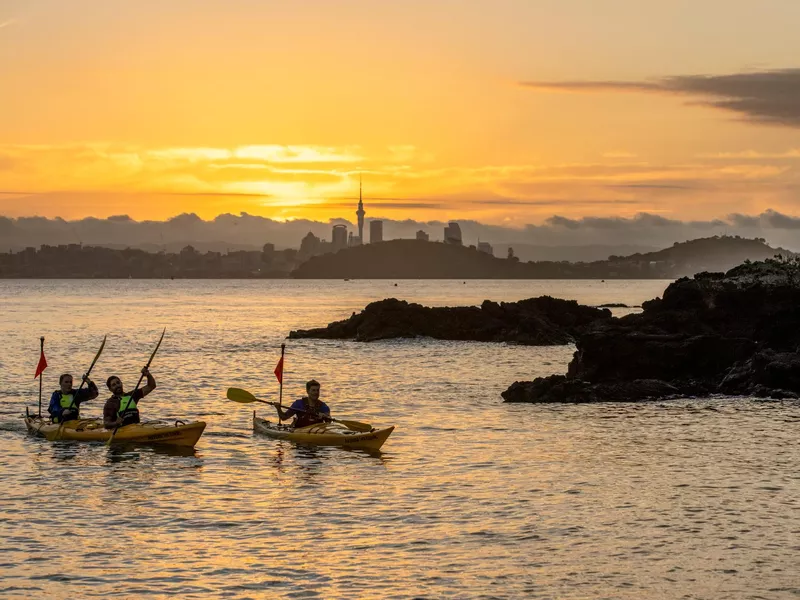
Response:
[103,367,157,429]
[274,379,331,428]
[47,373,99,423]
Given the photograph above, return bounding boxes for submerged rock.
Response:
[289,296,611,345]
[503,256,800,402]
[596,303,632,308]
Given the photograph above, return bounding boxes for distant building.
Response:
[370,220,383,243]
[348,232,362,247]
[478,242,494,256]
[444,222,462,245]
[332,224,348,251]
[355,175,365,245]
[299,232,321,258]
[416,230,430,241]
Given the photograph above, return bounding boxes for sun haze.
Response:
[3,0,800,224]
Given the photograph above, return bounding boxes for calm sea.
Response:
[0,280,798,599]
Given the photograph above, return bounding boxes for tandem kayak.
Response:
[24,415,206,447]
[253,415,394,451]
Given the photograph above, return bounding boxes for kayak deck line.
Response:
[253,414,394,451]
[24,414,206,447]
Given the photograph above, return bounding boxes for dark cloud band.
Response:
[522,69,800,127]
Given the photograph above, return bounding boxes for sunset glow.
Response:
[3,0,800,224]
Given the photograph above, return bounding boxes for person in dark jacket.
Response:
[48,373,99,423]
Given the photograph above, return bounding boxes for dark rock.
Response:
[719,350,800,398]
[503,256,800,402]
[568,331,756,383]
[289,296,612,345]
[502,376,684,404]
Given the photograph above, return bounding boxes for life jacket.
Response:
[117,393,140,425]
[293,398,327,429]
[53,392,78,423]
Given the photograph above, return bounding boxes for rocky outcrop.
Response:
[289,296,611,345]
[502,377,708,404]
[503,257,800,402]
[718,350,800,399]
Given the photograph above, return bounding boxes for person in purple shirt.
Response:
[274,379,331,428]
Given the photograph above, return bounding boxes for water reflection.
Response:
[2,280,799,599]
[108,443,200,460]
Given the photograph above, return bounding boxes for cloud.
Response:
[546,213,680,230]
[233,145,362,163]
[761,208,800,229]
[608,183,696,190]
[522,69,800,128]
[4,141,800,224]
[3,209,800,256]
[602,151,638,159]
[545,215,581,229]
[0,18,18,30]
[727,213,761,228]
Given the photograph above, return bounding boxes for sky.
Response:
[2,0,800,227]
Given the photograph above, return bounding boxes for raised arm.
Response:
[77,376,99,402]
[139,367,157,398]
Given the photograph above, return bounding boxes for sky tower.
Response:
[356,174,365,244]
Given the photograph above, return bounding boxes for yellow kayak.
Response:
[253,415,394,451]
[24,415,206,447]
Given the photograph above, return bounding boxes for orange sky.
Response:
[2,0,800,224]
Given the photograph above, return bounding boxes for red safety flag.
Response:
[274,355,284,384]
[34,348,48,379]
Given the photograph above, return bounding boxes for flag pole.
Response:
[277,343,285,424]
[38,337,44,417]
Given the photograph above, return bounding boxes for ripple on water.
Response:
[0,280,798,599]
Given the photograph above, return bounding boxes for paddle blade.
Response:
[147,328,166,366]
[91,335,107,367]
[337,419,373,433]
[227,387,258,403]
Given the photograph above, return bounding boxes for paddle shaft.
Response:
[226,387,373,432]
[38,337,44,417]
[259,398,331,419]
[278,343,285,424]
[76,335,106,393]
[131,328,165,396]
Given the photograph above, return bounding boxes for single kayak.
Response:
[24,414,206,447]
[253,415,394,451]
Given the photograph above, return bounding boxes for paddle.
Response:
[107,328,166,446]
[77,334,106,393]
[56,334,107,439]
[226,387,373,433]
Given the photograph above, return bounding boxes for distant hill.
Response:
[491,243,658,263]
[292,236,792,279]
[293,240,521,279]
[611,236,794,273]
[1,235,790,279]
[96,241,263,253]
